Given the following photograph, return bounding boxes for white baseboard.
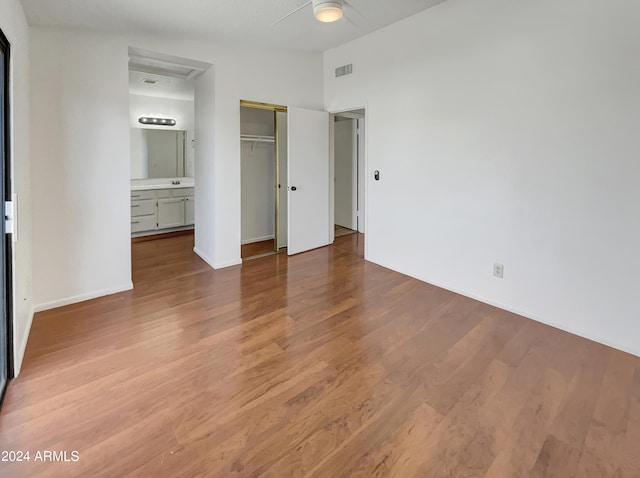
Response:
[13,305,34,377]
[193,247,242,269]
[33,282,134,313]
[214,258,243,269]
[194,246,215,269]
[194,247,242,270]
[368,256,640,359]
[241,235,274,245]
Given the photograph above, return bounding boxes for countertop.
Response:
[131,182,195,191]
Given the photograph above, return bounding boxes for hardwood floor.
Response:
[0,233,639,477]
[131,229,194,243]
[335,224,357,238]
[241,239,276,259]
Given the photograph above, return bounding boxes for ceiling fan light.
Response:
[313,1,344,22]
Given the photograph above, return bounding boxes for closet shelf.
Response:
[241,134,275,142]
[241,134,275,152]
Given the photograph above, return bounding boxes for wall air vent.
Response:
[335,64,353,78]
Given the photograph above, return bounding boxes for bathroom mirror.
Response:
[130,128,195,179]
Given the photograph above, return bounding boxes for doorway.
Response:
[332,109,365,240]
[240,101,331,260]
[0,28,13,405]
[240,101,288,260]
[128,47,210,282]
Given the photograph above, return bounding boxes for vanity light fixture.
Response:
[139,117,177,126]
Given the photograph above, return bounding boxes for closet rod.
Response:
[241,135,275,141]
[241,135,276,152]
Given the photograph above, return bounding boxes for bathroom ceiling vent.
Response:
[141,78,159,85]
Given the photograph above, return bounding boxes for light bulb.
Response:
[315,6,343,22]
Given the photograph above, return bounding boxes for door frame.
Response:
[0,26,14,404]
[239,100,287,255]
[329,106,368,257]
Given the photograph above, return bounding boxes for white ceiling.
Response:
[19,0,446,52]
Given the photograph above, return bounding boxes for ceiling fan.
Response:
[272,0,363,26]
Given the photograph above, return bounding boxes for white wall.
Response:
[334,118,356,230]
[193,66,216,267]
[324,0,640,356]
[30,29,133,311]
[30,27,323,306]
[1,0,33,374]
[241,107,275,244]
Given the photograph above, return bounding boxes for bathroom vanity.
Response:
[130,127,196,237]
[131,183,194,236]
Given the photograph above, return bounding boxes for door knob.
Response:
[291,186,297,191]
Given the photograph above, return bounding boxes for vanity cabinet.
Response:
[131,187,194,235]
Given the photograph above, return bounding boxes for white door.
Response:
[287,107,330,255]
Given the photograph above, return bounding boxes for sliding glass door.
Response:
[0,29,11,406]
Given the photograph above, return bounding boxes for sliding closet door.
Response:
[287,107,330,255]
[276,111,288,249]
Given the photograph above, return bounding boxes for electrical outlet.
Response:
[493,263,504,279]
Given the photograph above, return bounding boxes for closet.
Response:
[240,103,288,259]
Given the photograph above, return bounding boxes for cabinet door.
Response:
[184,197,195,225]
[158,198,185,228]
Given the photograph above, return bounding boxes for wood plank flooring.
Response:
[0,233,639,477]
[241,239,276,259]
[335,225,357,238]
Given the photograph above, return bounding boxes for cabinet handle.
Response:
[131,195,141,198]
[132,221,140,224]
[131,205,140,208]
